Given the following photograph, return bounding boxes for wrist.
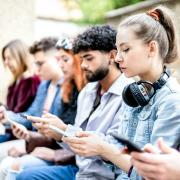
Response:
[99,140,111,157]
[25,132,30,142]
[57,123,67,131]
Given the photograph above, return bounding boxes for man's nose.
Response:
[81,61,88,70]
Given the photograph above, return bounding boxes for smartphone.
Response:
[111,132,143,153]
[4,111,17,125]
[48,124,68,137]
[20,114,45,123]
[20,114,29,119]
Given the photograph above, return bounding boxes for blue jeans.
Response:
[3,155,54,180]
[16,165,78,180]
[0,133,12,142]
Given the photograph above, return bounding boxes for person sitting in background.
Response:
[0,39,40,142]
[6,37,63,128]
[0,37,63,164]
[0,37,86,180]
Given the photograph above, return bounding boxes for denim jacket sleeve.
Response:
[151,93,180,146]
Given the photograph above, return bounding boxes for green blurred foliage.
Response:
[75,0,144,24]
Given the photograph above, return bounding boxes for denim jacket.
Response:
[8,80,62,129]
[114,77,180,180]
[66,74,133,180]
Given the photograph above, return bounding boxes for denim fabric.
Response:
[0,133,12,143]
[114,77,180,179]
[16,165,78,180]
[7,80,62,129]
[1,155,53,180]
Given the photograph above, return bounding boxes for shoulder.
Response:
[38,80,50,88]
[79,82,98,95]
[16,75,40,91]
[76,82,98,103]
[108,74,134,96]
[165,76,180,93]
[19,75,40,85]
[152,77,180,106]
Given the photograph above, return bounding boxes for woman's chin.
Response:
[123,73,133,78]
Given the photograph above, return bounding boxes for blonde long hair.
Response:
[2,39,33,80]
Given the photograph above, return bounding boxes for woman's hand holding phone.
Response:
[24,113,67,141]
[110,132,143,153]
[24,113,67,131]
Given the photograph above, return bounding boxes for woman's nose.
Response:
[115,52,123,63]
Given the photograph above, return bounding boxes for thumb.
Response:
[42,113,55,118]
[143,143,158,153]
[11,122,18,129]
[158,138,177,154]
[76,131,91,138]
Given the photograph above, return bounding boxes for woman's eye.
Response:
[123,48,129,52]
[63,58,69,62]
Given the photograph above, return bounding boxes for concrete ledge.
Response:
[106,0,175,19]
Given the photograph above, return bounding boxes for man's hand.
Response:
[30,113,67,141]
[63,131,104,157]
[30,147,55,161]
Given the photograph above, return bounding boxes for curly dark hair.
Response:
[72,25,117,54]
[29,37,58,54]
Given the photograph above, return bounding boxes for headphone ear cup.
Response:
[130,83,149,106]
[122,83,139,107]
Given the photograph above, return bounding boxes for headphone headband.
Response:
[153,66,170,90]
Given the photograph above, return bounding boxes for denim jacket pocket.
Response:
[136,110,152,144]
[118,110,131,136]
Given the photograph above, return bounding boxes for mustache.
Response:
[82,68,92,73]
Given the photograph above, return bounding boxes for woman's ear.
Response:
[148,41,158,58]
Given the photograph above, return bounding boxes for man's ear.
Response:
[148,41,158,58]
[109,50,117,59]
[109,50,117,64]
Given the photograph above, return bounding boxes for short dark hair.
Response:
[73,25,117,54]
[29,37,58,54]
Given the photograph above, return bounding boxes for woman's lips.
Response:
[120,67,127,71]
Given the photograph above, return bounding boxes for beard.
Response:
[85,67,109,82]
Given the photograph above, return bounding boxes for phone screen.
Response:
[111,132,143,153]
[20,114,28,119]
[4,111,16,125]
[20,114,46,123]
[48,125,68,137]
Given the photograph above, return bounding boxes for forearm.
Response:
[100,141,132,172]
[26,131,58,153]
